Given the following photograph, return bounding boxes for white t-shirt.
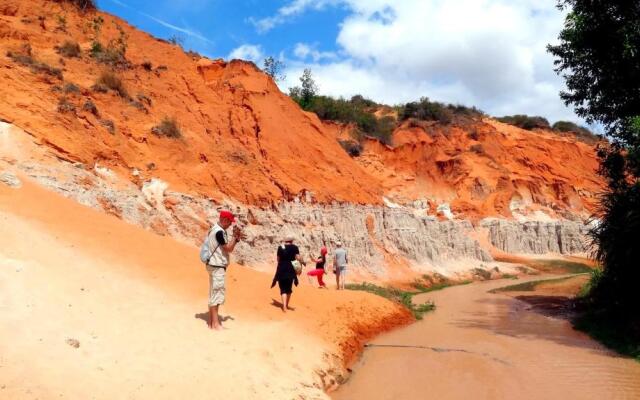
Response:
[207,224,229,267]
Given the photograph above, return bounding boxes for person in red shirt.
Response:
[307,246,328,288]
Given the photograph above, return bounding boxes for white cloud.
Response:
[228,44,264,63]
[293,43,336,62]
[271,0,584,124]
[249,0,340,33]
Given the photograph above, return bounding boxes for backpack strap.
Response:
[206,227,222,265]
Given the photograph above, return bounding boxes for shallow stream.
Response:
[333,277,640,400]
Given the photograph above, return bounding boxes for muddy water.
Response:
[333,277,640,400]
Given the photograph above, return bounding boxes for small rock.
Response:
[66,338,80,348]
[0,171,21,188]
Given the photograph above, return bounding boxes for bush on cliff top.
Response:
[54,0,97,12]
[496,114,551,130]
[399,97,484,124]
[291,93,394,145]
[552,121,600,143]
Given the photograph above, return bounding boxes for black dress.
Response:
[271,244,299,294]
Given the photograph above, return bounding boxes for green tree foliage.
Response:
[292,68,318,109]
[289,84,394,145]
[262,56,286,82]
[548,1,640,317]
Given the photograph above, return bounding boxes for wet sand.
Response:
[333,277,640,400]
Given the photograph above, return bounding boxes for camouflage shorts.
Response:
[206,265,226,306]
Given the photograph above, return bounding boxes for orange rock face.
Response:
[0,0,604,219]
[356,119,603,220]
[0,0,381,206]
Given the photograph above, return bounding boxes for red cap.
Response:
[219,210,235,223]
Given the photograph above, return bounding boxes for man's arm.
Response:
[217,229,240,253]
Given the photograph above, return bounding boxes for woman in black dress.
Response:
[271,236,304,312]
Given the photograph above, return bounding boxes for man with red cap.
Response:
[204,210,242,330]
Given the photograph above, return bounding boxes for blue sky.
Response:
[100,0,346,63]
[98,0,588,127]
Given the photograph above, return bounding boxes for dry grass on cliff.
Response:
[6,51,63,80]
[93,71,129,99]
[56,40,81,58]
[151,117,181,139]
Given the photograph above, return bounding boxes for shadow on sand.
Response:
[270,298,295,311]
[194,312,235,326]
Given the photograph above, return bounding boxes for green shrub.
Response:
[349,94,378,108]
[91,43,127,67]
[57,40,81,58]
[552,121,600,143]
[90,24,129,68]
[151,117,181,138]
[401,97,453,123]
[345,282,436,320]
[496,114,550,130]
[399,98,484,124]
[94,71,129,99]
[577,268,604,298]
[141,61,153,71]
[300,95,394,144]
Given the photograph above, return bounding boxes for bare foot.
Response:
[286,306,295,311]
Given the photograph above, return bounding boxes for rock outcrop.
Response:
[481,218,591,255]
[10,150,492,277]
[0,171,21,188]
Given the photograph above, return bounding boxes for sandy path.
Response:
[333,277,640,400]
[0,179,410,399]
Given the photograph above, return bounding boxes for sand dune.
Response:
[0,179,411,399]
